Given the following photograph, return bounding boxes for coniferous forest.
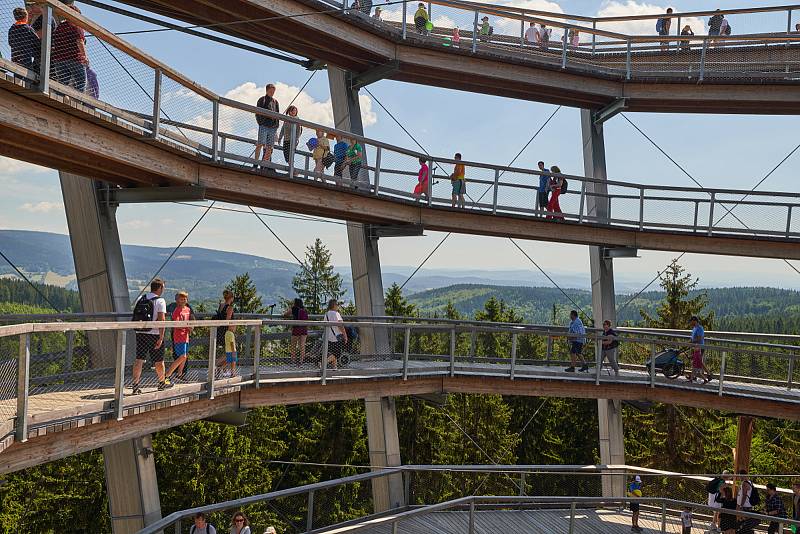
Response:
[0,246,798,532]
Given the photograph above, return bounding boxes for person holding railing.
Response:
[333,135,349,184]
[564,310,588,373]
[680,25,694,51]
[51,3,88,93]
[8,7,40,74]
[536,161,550,214]
[545,165,564,220]
[450,153,466,209]
[344,138,364,185]
[255,84,280,167]
[600,320,620,377]
[414,156,430,200]
[312,129,331,181]
[165,290,195,383]
[479,16,492,42]
[524,21,539,46]
[278,105,301,174]
[539,24,551,49]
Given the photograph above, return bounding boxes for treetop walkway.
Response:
[2,1,800,260]
[0,315,798,475]
[121,0,800,112]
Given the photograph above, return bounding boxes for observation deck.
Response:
[120,0,800,113]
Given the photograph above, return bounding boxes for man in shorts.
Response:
[131,278,171,394]
[565,310,589,373]
[222,325,237,378]
[255,83,280,166]
[537,161,550,215]
[451,153,466,209]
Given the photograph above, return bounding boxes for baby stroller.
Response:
[645,348,685,379]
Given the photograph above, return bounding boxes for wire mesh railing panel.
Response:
[0,334,19,435]
[157,75,214,153]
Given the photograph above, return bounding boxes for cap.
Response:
[690,315,699,322]
[634,475,642,483]
[722,469,730,475]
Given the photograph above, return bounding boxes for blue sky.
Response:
[1,0,799,291]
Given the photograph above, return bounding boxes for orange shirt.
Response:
[453,163,465,180]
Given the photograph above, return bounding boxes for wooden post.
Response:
[734,416,755,475]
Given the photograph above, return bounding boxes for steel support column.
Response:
[581,110,625,498]
[60,172,161,532]
[328,66,403,512]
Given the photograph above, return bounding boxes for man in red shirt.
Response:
[51,6,88,92]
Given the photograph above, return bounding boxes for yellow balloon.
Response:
[632,489,643,497]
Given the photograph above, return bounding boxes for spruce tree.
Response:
[226,272,265,313]
[292,239,344,315]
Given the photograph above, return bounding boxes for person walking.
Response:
[536,161,550,215]
[690,315,712,381]
[8,7,40,73]
[628,475,643,533]
[230,512,251,534]
[324,299,347,369]
[765,483,787,534]
[130,278,171,394]
[165,291,194,382]
[451,153,466,208]
[413,157,430,200]
[52,6,88,92]
[680,506,692,534]
[312,129,331,181]
[600,320,620,377]
[278,105,301,172]
[539,24,551,48]
[255,84,280,166]
[191,512,217,534]
[214,289,235,368]
[716,486,738,534]
[413,3,429,34]
[546,165,564,219]
[706,470,729,533]
[568,28,580,47]
[479,16,492,41]
[656,8,673,51]
[680,25,694,51]
[287,298,309,365]
[709,9,724,43]
[793,482,800,521]
[222,324,238,377]
[565,310,588,373]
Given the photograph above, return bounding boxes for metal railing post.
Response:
[253,324,262,388]
[402,327,410,380]
[391,522,398,534]
[638,188,645,230]
[306,490,315,532]
[219,136,226,164]
[519,472,526,496]
[520,19,524,47]
[788,354,795,390]
[595,334,602,385]
[546,335,553,360]
[15,332,30,443]
[675,16,681,50]
[693,201,700,231]
[374,147,382,195]
[788,9,793,34]
[427,158,433,207]
[288,123,297,178]
[151,68,162,139]
[174,519,181,534]
[472,11,479,53]
[786,205,793,237]
[707,192,716,236]
[592,21,597,55]
[699,38,709,81]
[207,327,217,399]
[321,333,329,385]
[304,154,310,177]
[449,328,456,377]
[510,332,517,380]
[562,27,568,68]
[492,169,500,214]
[470,330,477,357]
[468,500,475,534]
[37,5,52,94]
[660,502,667,532]
[568,501,576,534]
[578,180,586,223]
[718,351,726,396]
[244,327,252,361]
[113,329,126,421]
[649,343,657,388]
[65,330,75,372]
[211,99,220,162]
[625,40,632,80]
[402,0,407,39]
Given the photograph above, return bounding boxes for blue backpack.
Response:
[306,137,318,151]
[656,18,664,33]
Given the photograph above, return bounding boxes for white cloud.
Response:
[0,157,49,175]
[20,201,63,213]
[120,219,151,230]
[596,1,706,36]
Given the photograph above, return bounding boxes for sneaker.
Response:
[564,366,575,372]
[579,365,590,373]
[158,380,173,391]
[130,383,142,395]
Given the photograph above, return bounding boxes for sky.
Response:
[1,0,800,291]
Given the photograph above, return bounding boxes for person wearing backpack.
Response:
[546,165,565,220]
[737,470,760,533]
[131,278,171,395]
[656,8,672,51]
[191,512,217,534]
[706,470,729,533]
[214,290,235,368]
[324,299,347,370]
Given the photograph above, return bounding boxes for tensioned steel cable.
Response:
[174,201,347,226]
[134,201,216,301]
[0,249,62,312]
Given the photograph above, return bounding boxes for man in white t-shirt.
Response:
[524,22,539,45]
[131,278,170,394]
[324,299,347,369]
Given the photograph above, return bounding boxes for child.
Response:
[688,344,708,384]
[680,506,692,534]
[450,153,466,209]
[413,157,429,200]
[223,326,237,377]
[452,26,460,48]
[312,129,330,181]
[333,135,349,185]
[165,291,193,382]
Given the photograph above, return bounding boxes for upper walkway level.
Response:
[1,1,800,260]
[1,315,798,475]
[121,0,800,113]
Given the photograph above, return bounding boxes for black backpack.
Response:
[560,178,568,194]
[705,477,723,494]
[213,303,233,346]
[189,524,215,534]
[132,295,156,331]
[746,481,760,506]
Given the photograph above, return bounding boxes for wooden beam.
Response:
[734,415,755,475]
